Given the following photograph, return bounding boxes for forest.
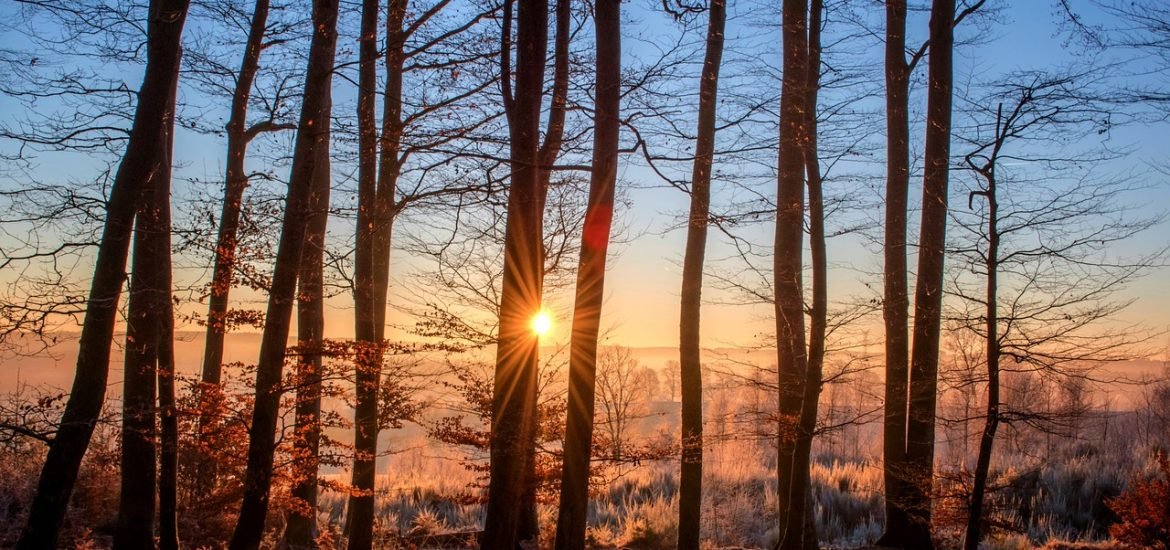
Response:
[0,0,1168,548]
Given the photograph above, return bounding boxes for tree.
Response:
[347,0,385,545]
[482,0,548,546]
[347,0,506,543]
[228,0,338,545]
[774,1,812,549]
[283,112,332,549]
[195,0,293,485]
[675,2,725,549]
[878,1,914,542]
[114,79,178,550]
[554,0,622,545]
[593,347,655,461]
[15,1,191,547]
[950,72,1161,550]
[902,1,956,546]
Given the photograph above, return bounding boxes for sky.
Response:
[0,0,1167,358]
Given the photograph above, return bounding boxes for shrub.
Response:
[1107,452,1170,549]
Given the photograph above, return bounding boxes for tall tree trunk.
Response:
[482,0,548,546]
[552,0,621,547]
[114,89,177,550]
[16,2,190,548]
[156,86,180,550]
[229,0,338,547]
[199,0,271,408]
[346,0,390,546]
[798,2,825,548]
[284,124,331,550]
[775,0,810,548]
[197,0,273,493]
[878,0,913,545]
[675,1,725,549]
[964,136,1000,550]
[905,1,956,547]
[517,0,571,539]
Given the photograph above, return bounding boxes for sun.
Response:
[531,310,553,337]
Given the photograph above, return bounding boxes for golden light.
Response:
[531,310,553,337]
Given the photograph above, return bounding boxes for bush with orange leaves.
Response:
[1108,451,1170,549]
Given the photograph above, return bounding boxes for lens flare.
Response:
[531,310,553,337]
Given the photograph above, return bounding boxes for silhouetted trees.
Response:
[229,0,338,546]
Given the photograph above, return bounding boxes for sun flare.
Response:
[531,310,553,337]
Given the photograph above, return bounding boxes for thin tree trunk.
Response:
[552,0,621,547]
[964,126,1000,550]
[878,0,913,543]
[345,0,390,545]
[516,0,571,537]
[197,0,273,492]
[798,2,825,548]
[16,2,190,548]
[229,0,338,547]
[199,0,271,397]
[284,125,331,550]
[156,88,180,550]
[114,93,176,550]
[775,0,810,548]
[675,1,725,549]
[905,1,956,547]
[482,0,548,545]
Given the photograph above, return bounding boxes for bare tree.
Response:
[902,1,957,546]
[554,0,622,545]
[482,0,548,546]
[669,2,726,549]
[950,71,1162,550]
[14,2,191,547]
[229,0,338,545]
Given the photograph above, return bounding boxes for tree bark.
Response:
[16,2,190,548]
[552,0,622,547]
[905,1,956,547]
[284,117,331,550]
[520,0,569,536]
[964,111,1001,550]
[228,0,338,547]
[798,1,825,548]
[675,1,725,549]
[878,0,914,545]
[114,87,177,550]
[345,0,393,546]
[482,0,548,546]
[775,0,811,548]
[197,0,272,493]
[155,77,180,550]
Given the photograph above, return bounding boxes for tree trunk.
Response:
[228,0,338,547]
[157,84,180,550]
[197,0,273,493]
[878,0,913,545]
[518,0,570,537]
[345,0,392,546]
[552,0,622,547]
[115,89,176,550]
[199,0,271,402]
[482,0,548,546]
[964,137,1000,550]
[284,122,331,550]
[775,0,811,548]
[905,1,956,547]
[16,2,190,548]
[799,1,825,547]
[675,2,725,549]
